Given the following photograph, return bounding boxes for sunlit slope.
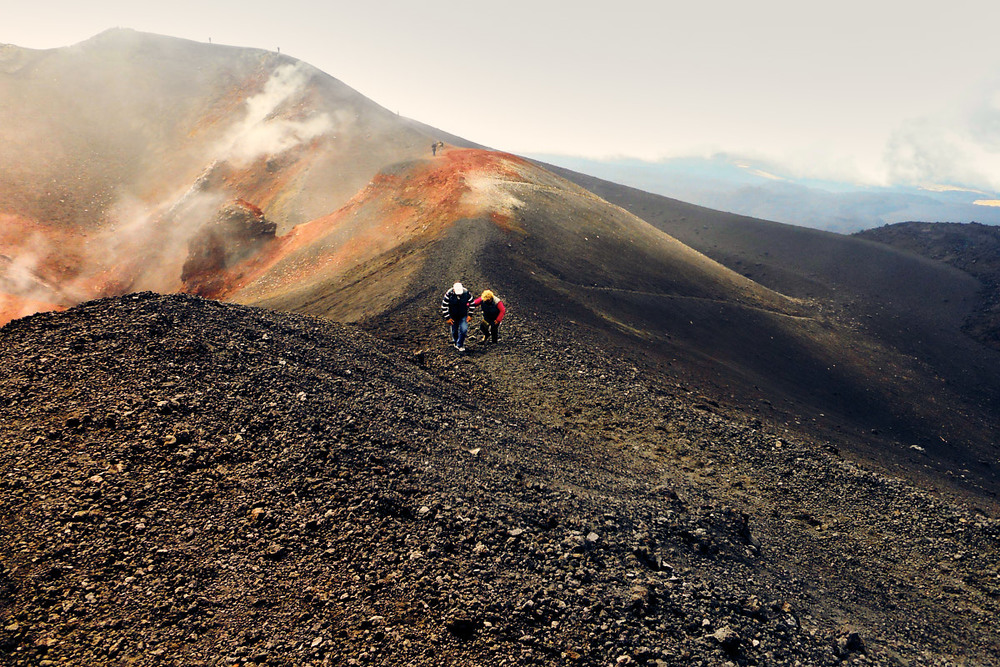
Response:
[0,28,447,229]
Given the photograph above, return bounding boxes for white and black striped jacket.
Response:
[441,288,475,320]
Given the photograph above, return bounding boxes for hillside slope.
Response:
[855,221,1000,350]
[228,148,1000,501]
[540,164,1000,498]
[181,146,959,494]
[1,293,998,666]
[0,28,449,230]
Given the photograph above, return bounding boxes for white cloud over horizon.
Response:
[881,73,1000,193]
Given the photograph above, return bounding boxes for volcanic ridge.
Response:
[2,28,1000,667]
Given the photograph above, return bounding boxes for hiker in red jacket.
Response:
[472,289,506,343]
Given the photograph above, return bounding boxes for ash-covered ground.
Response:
[856,221,1000,350]
[1,293,998,666]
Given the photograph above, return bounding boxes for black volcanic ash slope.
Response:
[856,221,1000,350]
[1,293,999,666]
[539,163,1000,498]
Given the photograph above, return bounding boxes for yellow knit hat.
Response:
[481,290,494,301]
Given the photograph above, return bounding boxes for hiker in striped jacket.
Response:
[441,282,474,351]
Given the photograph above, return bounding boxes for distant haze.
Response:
[6,1,1000,193]
[529,154,1000,233]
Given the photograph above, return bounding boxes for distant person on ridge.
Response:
[473,289,505,344]
[441,282,474,351]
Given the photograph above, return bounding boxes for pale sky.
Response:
[6,0,1000,189]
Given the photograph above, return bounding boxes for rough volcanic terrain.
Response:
[1,293,998,666]
[855,221,1000,350]
[3,29,1000,667]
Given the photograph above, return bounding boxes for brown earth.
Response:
[538,164,1000,501]
[1,293,998,667]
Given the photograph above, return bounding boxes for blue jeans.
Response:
[450,318,469,346]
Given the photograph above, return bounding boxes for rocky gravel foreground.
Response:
[1,293,998,666]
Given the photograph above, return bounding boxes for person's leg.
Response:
[456,318,469,348]
[479,321,490,342]
[490,321,499,343]
[450,320,460,344]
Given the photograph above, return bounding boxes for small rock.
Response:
[712,625,741,652]
[628,586,651,612]
[446,615,482,639]
[836,631,866,655]
[263,543,287,560]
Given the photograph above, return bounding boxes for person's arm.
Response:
[496,300,506,323]
[441,293,451,320]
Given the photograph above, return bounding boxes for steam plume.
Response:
[214,64,335,165]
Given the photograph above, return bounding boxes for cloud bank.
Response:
[884,74,1000,192]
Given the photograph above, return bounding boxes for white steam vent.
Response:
[215,64,337,165]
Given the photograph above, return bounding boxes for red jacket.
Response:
[472,297,505,323]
